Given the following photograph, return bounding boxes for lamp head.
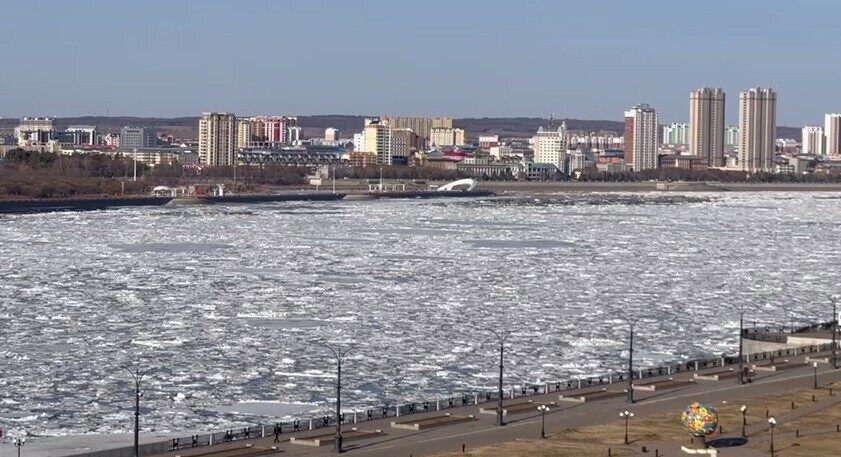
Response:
[740,405,747,412]
[768,417,776,425]
[813,362,819,368]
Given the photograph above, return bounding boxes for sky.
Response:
[2,0,840,126]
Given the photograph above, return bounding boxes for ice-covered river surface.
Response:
[1,192,839,439]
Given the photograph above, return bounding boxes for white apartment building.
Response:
[662,123,690,145]
[801,126,824,156]
[531,125,568,172]
[724,125,740,146]
[825,114,841,156]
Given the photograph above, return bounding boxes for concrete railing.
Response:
[63,341,836,457]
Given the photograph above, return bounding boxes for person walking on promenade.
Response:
[273,423,281,443]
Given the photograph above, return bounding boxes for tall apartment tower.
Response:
[825,114,841,156]
[198,112,237,166]
[801,126,825,156]
[624,104,659,171]
[738,88,777,172]
[689,88,725,167]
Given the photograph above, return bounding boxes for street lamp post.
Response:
[813,362,819,389]
[489,329,512,426]
[537,405,550,439]
[13,435,26,457]
[768,417,777,457]
[831,297,838,370]
[620,317,639,403]
[740,405,747,438]
[619,411,634,445]
[121,366,152,457]
[318,344,356,454]
[729,304,748,385]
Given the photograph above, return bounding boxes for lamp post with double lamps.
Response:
[489,329,512,426]
[317,343,357,454]
[121,366,153,457]
[813,362,819,389]
[740,405,748,438]
[620,317,639,403]
[537,404,550,439]
[13,435,26,457]
[830,296,838,370]
[768,417,777,456]
[728,303,749,385]
[619,411,634,445]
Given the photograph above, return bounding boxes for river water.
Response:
[0,192,838,439]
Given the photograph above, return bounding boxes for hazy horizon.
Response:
[2,0,839,126]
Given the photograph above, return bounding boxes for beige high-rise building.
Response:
[363,117,392,165]
[385,116,453,148]
[199,112,237,166]
[429,127,465,147]
[689,87,725,167]
[531,125,568,171]
[824,114,841,156]
[236,118,253,149]
[738,88,777,172]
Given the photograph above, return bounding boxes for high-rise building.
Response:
[429,127,465,147]
[624,104,659,171]
[825,114,841,156]
[724,126,740,146]
[689,87,725,167]
[363,117,392,165]
[662,123,690,145]
[385,116,453,148]
[391,128,418,158]
[236,119,253,148]
[738,87,777,172]
[531,125,568,172]
[198,112,236,166]
[120,126,156,150]
[801,126,824,156]
[325,128,340,142]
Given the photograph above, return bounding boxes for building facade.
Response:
[825,114,841,156]
[689,87,725,167]
[724,125,740,146]
[120,126,157,150]
[325,128,340,142]
[531,125,568,172]
[802,126,825,156]
[15,117,55,146]
[662,123,690,145]
[198,112,237,166]
[429,127,465,147]
[738,87,777,172]
[624,104,659,171]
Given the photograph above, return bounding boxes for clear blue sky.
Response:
[2,0,839,126]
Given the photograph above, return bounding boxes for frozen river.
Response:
[0,192,839,440]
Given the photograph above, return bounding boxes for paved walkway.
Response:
[144,351,841,457]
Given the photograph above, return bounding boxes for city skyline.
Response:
[1,0,841,125]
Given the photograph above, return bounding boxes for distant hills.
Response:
[0,115,802,141]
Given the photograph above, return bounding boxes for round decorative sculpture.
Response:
[681,402,719,437]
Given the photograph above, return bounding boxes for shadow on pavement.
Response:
[708,437,748,448]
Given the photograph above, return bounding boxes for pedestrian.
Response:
[273,423,281,443]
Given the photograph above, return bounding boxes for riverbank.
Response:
[472,181,841,193]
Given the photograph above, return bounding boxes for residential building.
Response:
[624,104,660,171]
[724,125,740,146]
[363,118,392,165]
[825,114,841,156]
[802,126,825,156]
[391,128,418,158]
[659,154,708,170]
[429,127,465,147]
[478,135,499,149]
[689,87,726,166]
[353,132,365,152]
[120,126,156,150]
[236,119,254,148]
[385,116,453,148]
[198,112,237,166]
[531,125,568,172]
[287,126,303,144]
[662,123,690,145]
[325,128,340,142]
[738,87,777,172]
